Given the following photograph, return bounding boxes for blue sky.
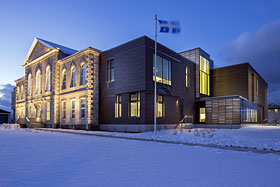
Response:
[0,0,280,109]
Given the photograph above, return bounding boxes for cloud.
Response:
[222,19,280,104]
[0,84,14,112]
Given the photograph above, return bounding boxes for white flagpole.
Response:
[154,14,157,136]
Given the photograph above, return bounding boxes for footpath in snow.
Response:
[36,125,280,153]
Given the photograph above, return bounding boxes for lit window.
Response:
[62,101,66,119]
[80,64,86,85]
[115,95,122,118]
[153,55,171,85]
[186,66,189,87]
[156,95,164,118]
[70,67,76,87]
[129,93,140,117]
[71,99,75,119]
[275,109,278,113]
[199,108,206,122]
[46,102,50,121]
[107,59,114,82]
[200,56,210,95]
[28,74,32,96]
[46,66,51,91]
[36,70,41,94]
[80,98,86,118]
[62,70,66,90]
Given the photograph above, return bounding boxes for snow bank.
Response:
[0,123,20,130]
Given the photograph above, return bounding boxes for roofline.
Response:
[58,47,101,62]
[179,47,211,57]
[15,76,25,83]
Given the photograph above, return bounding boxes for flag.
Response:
[158,20,181,33]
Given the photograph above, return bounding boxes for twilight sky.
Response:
[0,0,279,111]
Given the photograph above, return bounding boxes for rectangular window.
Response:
[153,55,171,85]
[199,108,206,122]
[129,93,140,117]
[28,106,32,118]
[156,95,164,118]
[62,101,66,119]
[80,98,86,118]
[200,56,210,95]
[62,73,66,90]
[186,66,189,87]
[35,104,41,118]
[256,79,259,95]
[46,102,50,121]
[115,95,122,118]
[71,99,75,119]
[107,59,114,82]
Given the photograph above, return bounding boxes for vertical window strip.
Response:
[153,54,171,85]
[107,59,114,82]
[71,99,75,119]
[80,98,86,118]
[46,102,50,121]
[80,64,86,85]
[115,95,122,118]
[70,67,76,87]
[62,101,66,119]
[199,56,210,95]
[130,93,140,117]
[156,95,164,118]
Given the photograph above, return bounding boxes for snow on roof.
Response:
[36,37,78,55]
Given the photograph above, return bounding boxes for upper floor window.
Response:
[46,66,51,91]
[28,74,32,96]
[80,98,86,118]
[36,70,41,94]
[107,59,114,82]
[62,70,66,90]
[153,55,171,85]
[129,92,140,117]
[115,95,122,118]
[200,56,210,95]
[80,64,86,85]
[70,67,76,87]
[186,66,189,87]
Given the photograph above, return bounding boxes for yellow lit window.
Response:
[129,93,140,117]
[156,95,164,118]
[153,55,171,86]
[115,95,122,118]
[46,102,51,121]
[199,108,206,122]
[186,66,189,87]
[200,56,210,95]
[275,109,278,113]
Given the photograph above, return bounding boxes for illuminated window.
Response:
[46,66,51,91]
[80,98,86,118]
[153,55,171,85]
[200,56,210,95]
[36,70,41,94]
[17,86,19,100]
[186,66,189,87]
[129,93,140,117]
[71,99,75,119]
[70,67,76,87]
[275,109,278,113]
[62,101,66,119]
[156,95,164,118]
[107,59,114,82]
[28,74,32,96]
[46,102,50,121]
[80,64,86,85]
[199,108,206,122]
[62,70,66,90]
[115,95,122,118]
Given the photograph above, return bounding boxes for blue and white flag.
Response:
[158,20,181,34]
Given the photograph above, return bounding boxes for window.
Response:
[256,79,259,95]
[186,66,189,87]
[129,93,140,117]
[70,67,76,87]
[62,70,66,89]
[115,95,122,118]
[28,74,32,96]
[275,109,278,113]
[153,55,171,85]
[36,70,41,94]
[200,56,210,95]
[80,98,86,118]
[71,99,75,119]
[156,95,164,118]
[17,87,20,99]
[46,66,51,91]
[28,106,32,118]
[199,108,206,122]
[107,59,114,82]
[21,85,24,99]
[46,102,50,121]
[35,104,41,118]
[80,64,86,85]
[62,101,66,119]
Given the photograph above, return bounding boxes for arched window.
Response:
[46,66,51,91]
[62,69,66,89]
[80,64,86,85]
[70,67,76,87]
[36,70,41,94]
[17,86,20,99]
[21,85,24,99]
[28,74,32,96]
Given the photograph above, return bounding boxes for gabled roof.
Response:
[23,37,78,66]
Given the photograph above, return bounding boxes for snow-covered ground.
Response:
[0,129,280,187]
[45,125,280,152]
